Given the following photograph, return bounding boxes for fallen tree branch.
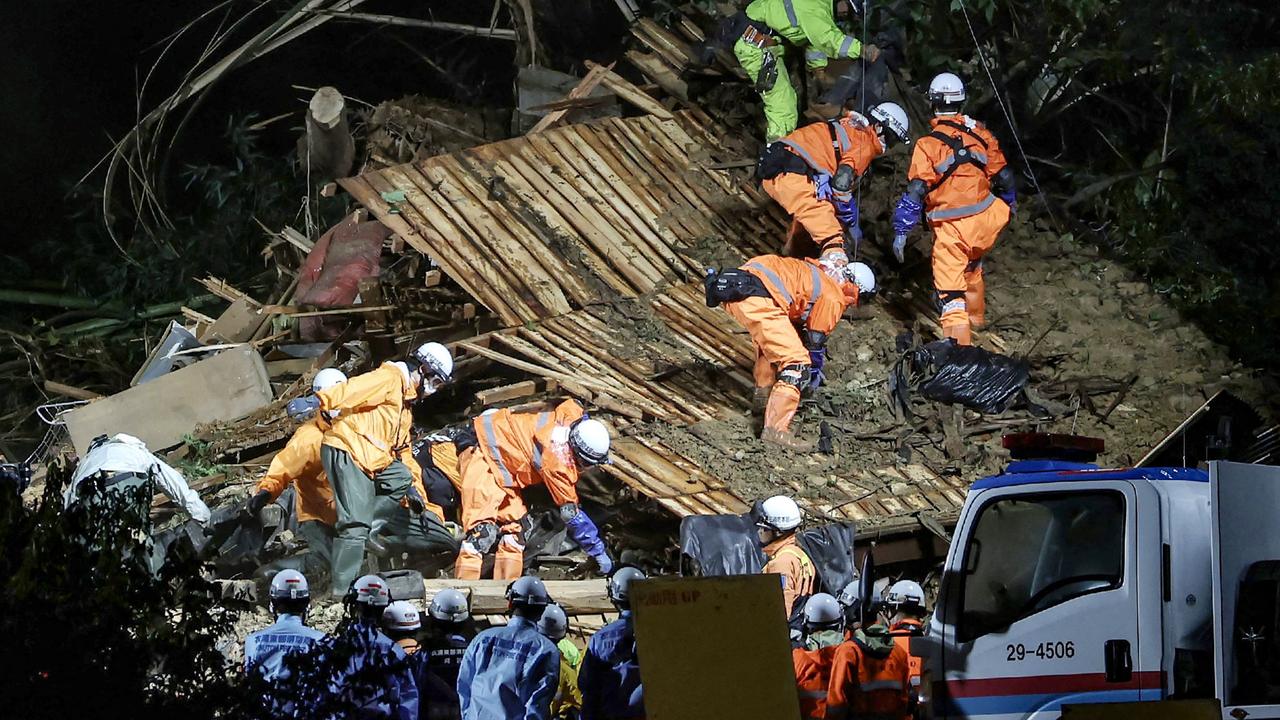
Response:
[313,10,518,39]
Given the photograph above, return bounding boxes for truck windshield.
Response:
[960,491,1125,641]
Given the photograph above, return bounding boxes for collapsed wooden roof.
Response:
[339,112,967,539]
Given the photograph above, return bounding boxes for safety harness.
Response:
[925,119,988,192]
[744,260,824,323]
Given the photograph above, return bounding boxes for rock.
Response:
[855,346,874,363]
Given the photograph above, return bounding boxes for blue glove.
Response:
[998,187,1017,215]
[596,554,614,575]
[813,174,834,201]
[892,193,923,237]
[808,349,826,392]
[406,486,426,514]
[892,234,907,264]
[563,504,607,560]
[833,196,859,230]
[286,395,320,421]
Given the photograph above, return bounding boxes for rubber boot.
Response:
[943,322,973,346]
[760,385,813,451]
[329,536,367,597]
[494,539,524,580]
[750,387,771,437]
[455,543,483,580]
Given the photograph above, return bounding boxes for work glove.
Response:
[813,174,834,202]
[893,234,908,264]
[406,486,426,514]
[467,521,500,554]
[892,193,923,237]
[286,395,321,421]
[562,504,608,561]
[861,43,880,63]
[998,187,1017,215]
[808,349,827,393]
[246,489,271,515]
[833,196,859,230]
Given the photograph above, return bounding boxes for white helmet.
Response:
[536,603,568,641]
[411,342,454,383]
[269,569,310,602]
[428,588,471,623]
[846,262,876,295]
[836,579,861,608]
[569,418,611,466]
[352,574,391,608]
[803,593,844,627]
[759,495,802,532]
[928,72,966,108]
[886,579,926,610]
[312,367,348,394]
[382,600,422,633]
[869,102,909,143]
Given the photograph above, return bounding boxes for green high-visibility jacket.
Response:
[745,0,863,65]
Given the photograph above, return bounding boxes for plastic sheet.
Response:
[909,338,1029,413]
[679,513,856,597]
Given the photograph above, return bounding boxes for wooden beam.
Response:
[527,62,616,134]
[475,380,538,407]
[43,381,102,401]
[315,11,518,40]
[423,579,611,614]
[585,60,674,119]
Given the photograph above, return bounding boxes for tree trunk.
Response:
[298,86,355,182]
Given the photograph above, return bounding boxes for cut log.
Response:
[423,579,611,614]
[298,86,355,182]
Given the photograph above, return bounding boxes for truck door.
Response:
[1211,461,1280,719]
[937,481,1146,718]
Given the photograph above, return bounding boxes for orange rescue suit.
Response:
[455,399,587,579]
[766,113,884,257]
[792,641,841,720]
[827,635,912,720]
[764,534,816,618]
[724,255,858,435]
[890,619,924,690]
[907,114,1011,344]
[255,416,336,526]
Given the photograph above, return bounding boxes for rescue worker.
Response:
[836,579,865,637]
[757,103,910,266]
[413,425,476,521]
[382,600,424,656]
[65,432,211,574]
[892,72,1017,346]
[792,593,845,720]
[244,570,325,680]
[454,399,613,580]
[728,0,880,141]
[579,567,646,720]
[826,622,911,720]
[318,574,420,719]
[457,575,560,720]
[885,579,927,695]
[249,368,347,579]
[706,254,876,449]
[537,603,583,719]
[423,587,473,691]
[287,342,457,596]
[756,495,815,617]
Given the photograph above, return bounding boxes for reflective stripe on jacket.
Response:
[257,417,336,525]
[745,0,862,64]
[779,113,883,178]
[741,255,852,334]
[907,115,1008,222]
[468,399,586,504]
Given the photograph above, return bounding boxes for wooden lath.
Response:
[338,112,778,326]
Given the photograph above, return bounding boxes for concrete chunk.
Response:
[65,346,273,454]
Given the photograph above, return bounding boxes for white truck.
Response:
[911,442,1280,719]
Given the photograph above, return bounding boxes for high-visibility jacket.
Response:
[890,618,924,688]
[318,361,418,477]
[746,0,863,67]
[741,255,857,336]
[256,416,336,525]
[792,630,843,720]
[778,112,884,179]
[469,399,587,505]
[764,533,816,618]
[907,114,1008,223]
[554,637,584,719]
[827,634,912,720]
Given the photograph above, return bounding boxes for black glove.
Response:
[406,486,426,514]
[246,490,272,515]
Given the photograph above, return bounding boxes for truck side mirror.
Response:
[965,540,982,574]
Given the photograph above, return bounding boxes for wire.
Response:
[953,0,1062,231]
[852,1,870,261]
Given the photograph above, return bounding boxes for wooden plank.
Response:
[491,333,666,419]
[474,380,538,407]
[631,18,694,71]
[43,380,102,401]
[422,579,612,614]
[624,50,689,102]
[585,60,674,119]
[527,62,615,134]
[427,158,573,316]
[201,296,267,343]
